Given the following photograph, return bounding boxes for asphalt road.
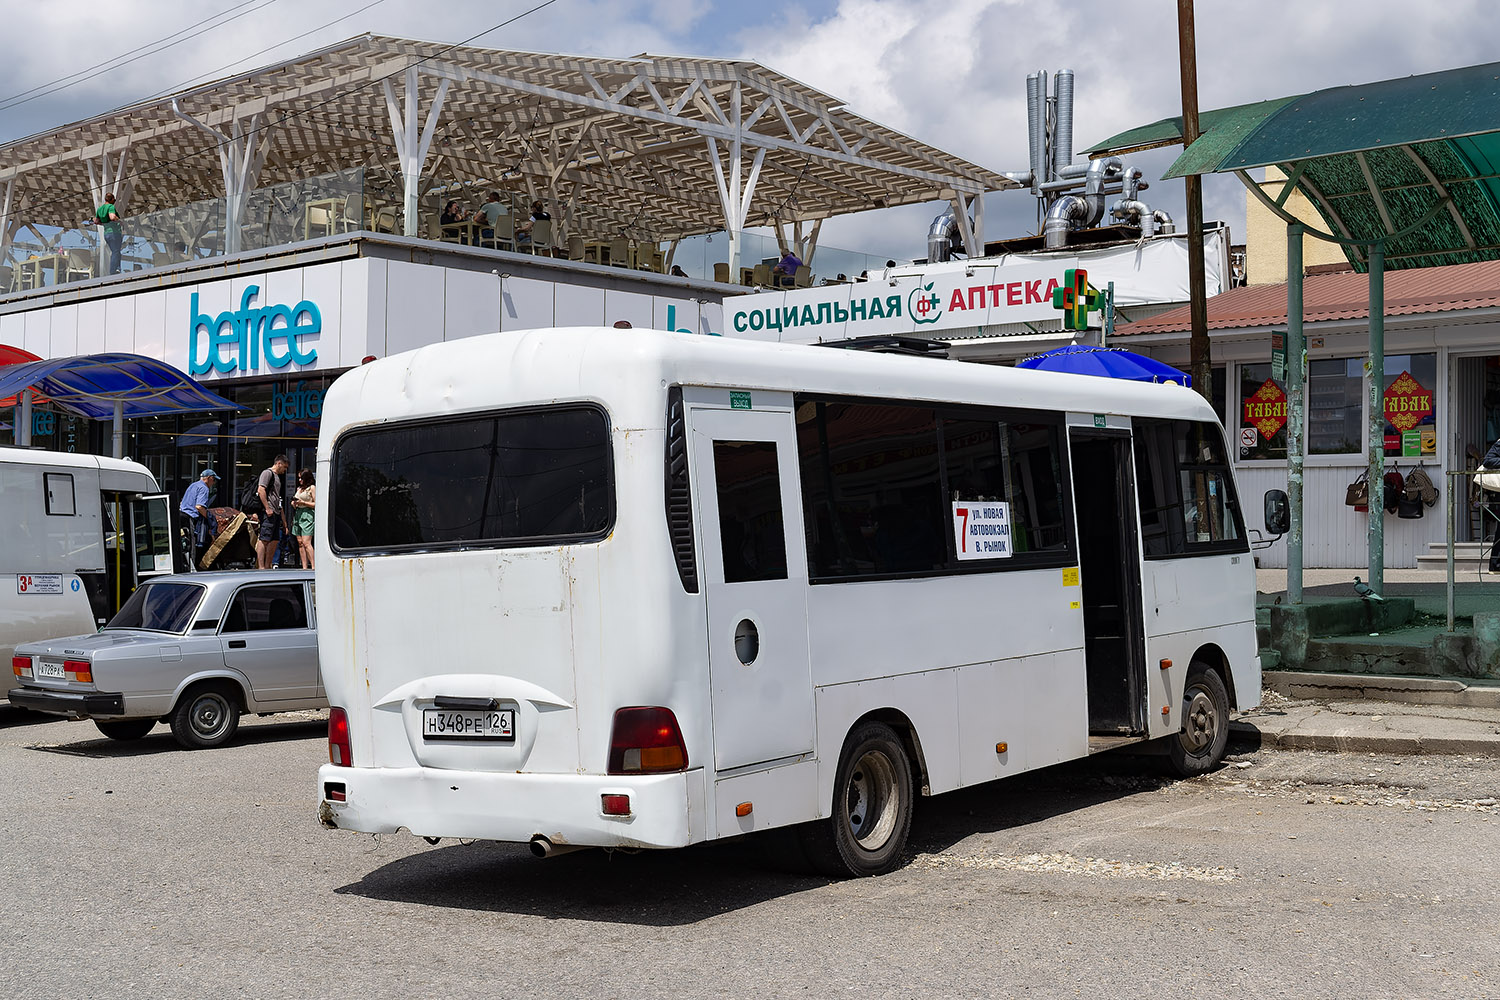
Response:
[1,707,1497,1000]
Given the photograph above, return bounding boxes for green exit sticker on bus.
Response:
[730,391,752,410]
[1093,414,1106,428]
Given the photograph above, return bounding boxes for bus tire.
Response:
[800,721,914,878]
[169,683,241,750]
[1166,666,1230,777]
[94,718,155,741]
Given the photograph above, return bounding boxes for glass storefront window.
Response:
[1238,363,1287,460]
[1308,358,1363,455]
[1381,353,1437,458]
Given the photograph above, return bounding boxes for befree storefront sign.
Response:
[725,260,1074,343]
[189,284,321,376]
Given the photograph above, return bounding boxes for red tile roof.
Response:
[1117,258,1500,336]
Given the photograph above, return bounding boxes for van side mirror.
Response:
[1264,489,1289,536]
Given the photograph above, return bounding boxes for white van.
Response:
[2,447,178,694]
[315,328,1264,876]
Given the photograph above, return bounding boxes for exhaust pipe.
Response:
[1052,69,1075,180]
[529,835,589,859]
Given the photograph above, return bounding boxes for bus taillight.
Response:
[608,707,688,774]
[329,707,352,766]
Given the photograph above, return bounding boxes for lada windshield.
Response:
[105,582,205,634]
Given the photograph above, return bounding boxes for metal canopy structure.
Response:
[0,35,1014,272]
[0,353,238,457]
[1087,60,1500,604]
[1088,62,1500,272]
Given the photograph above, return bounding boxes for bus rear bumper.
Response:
[317,764,706,849]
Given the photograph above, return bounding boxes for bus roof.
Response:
[322,328,1220,433]
[0,446,159,493]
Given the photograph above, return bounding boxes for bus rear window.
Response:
[331,405,613,554]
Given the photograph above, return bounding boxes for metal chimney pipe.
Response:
[1053,69,1075,180]
[1025,72,1045,197]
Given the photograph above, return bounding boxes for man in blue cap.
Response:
[180,468,219,565]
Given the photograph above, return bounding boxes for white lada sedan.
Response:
[9,570,323,749]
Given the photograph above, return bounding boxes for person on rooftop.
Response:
[772,249,803,287]
[90,193,123,275]
[473,190,509,241]
[440,199,469,242]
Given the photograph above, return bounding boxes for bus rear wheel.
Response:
[800,721,914,878]
[1166,666,1230,777]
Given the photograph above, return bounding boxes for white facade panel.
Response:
[48,305,78,358]
[553,283,605,329]
[22,309,49,357]
[444,269,502,339]
[602,289,652,330]
[349,258,385,364]
[75,300,107,356]
[500,276,554,331]
[0,312,23,349]
[386,260,445,356]
[300,262,345,373]
[132,290,167,363]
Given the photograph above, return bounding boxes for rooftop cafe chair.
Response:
[64,250,94,282]
[527,218,554,256]
[339,195,364,233]
[752,262,772,287]
[713,262,730,283]
[480,211,515,252]
[0,264,12,293]
[794,268,813,288]
[303,203,335,241]
[608,237,630,267]
[373,205,398,233]
[567,235,586,261]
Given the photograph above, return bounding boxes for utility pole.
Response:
[1177,0,1211,403]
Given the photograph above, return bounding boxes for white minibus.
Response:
[316,328,1270,876]
[2,447,178,696]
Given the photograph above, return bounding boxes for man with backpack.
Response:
[254,454,289,569]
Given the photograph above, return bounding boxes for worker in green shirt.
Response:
[94,193,122,275]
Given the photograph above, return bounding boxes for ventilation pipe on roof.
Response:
[927,207,974,262]
[1052,69,1075,180]
[1026,71,1047,197]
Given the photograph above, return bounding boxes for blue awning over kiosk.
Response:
[0,353,239,419]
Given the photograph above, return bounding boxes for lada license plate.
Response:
[422,708,515,742]
[35,661,66,680]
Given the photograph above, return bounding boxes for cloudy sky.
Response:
[1,0,1497,260]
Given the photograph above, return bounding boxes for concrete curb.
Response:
[1263,670,1500,708]
[1230,720,1500,757]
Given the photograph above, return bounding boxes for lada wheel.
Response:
[800,721,914,878]
[170,683,242,750]
[1166,666,1230,777]
[95,719,156,741]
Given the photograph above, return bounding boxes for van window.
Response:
[1133,419,1246,557]
[712,441,787,583]
[331,405,612,554]
[795,397,1074,581]
[44,473,75,515]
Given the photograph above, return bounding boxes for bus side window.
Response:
[712,441,788,583]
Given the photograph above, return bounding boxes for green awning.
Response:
[1086,62,1500,272]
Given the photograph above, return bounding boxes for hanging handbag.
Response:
[1397,493,1424,518]
[1404,466,1439,508]
[1383,468,1405,514]
[1345,471,1369,508]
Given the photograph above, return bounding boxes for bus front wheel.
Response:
[1166,666,1230,777]
[801,721,914,878]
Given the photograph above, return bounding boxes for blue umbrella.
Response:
[1015,345,1191,386]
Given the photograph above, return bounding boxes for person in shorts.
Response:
[255,454,289,569]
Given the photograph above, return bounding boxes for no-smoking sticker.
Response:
[953,501,1012,560]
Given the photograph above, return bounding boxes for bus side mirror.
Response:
[1264,489,1289,536]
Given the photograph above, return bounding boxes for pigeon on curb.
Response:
[1353,576,1384,602]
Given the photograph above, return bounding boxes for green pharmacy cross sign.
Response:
[1051,268,1101,331]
